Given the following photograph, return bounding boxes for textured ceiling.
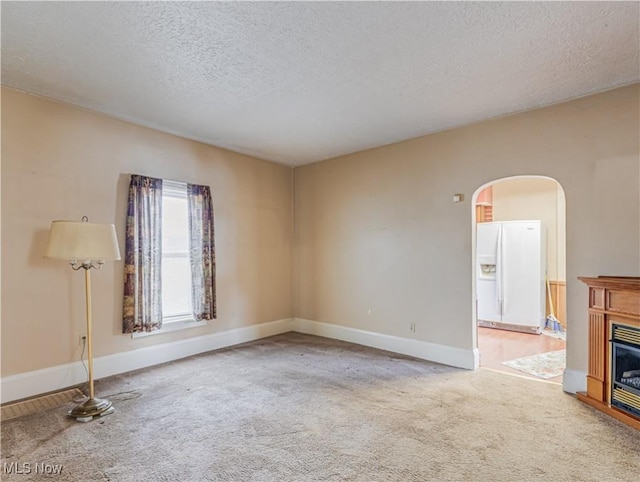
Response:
[2,2,639,166]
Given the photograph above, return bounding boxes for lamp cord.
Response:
[80,337,89,393]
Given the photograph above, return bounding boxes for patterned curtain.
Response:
[187,183,216,320]
[123,175,163,333]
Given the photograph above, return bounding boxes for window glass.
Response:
[161,184,192,320]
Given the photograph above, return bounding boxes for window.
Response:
[123,174,216,335]
[161,182,193,322]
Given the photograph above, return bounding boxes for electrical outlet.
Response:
[79,334,87,347]
[410,322,416,333]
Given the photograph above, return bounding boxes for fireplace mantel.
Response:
[577,276,640,429]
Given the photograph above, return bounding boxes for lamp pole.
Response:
[67,260,114,421]
[84,266,95,400]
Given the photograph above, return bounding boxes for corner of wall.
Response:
[562,368,587,394]
[290,165,297,319]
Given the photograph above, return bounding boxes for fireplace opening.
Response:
[611,324,640,418]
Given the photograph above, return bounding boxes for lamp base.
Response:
[68,397,114,422]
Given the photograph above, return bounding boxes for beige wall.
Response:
[1,88,293,376]
[3,84,639,384]
[491,177,566,281]
[294,84,640,376]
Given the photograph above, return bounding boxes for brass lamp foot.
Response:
[68,397,114,422]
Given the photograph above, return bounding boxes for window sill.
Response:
[131,318,207,339]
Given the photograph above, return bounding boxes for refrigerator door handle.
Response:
[496,226,503,315]
[500,226,506,315]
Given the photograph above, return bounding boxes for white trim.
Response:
[472,345,480,369]
[131,319,207,338]
[1,318,293,404]
[562,368,587,394]
[293,318,478,370]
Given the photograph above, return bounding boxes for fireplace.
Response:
[611,323,640,418]
[578,276,640,429]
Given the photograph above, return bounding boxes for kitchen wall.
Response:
[294,84,640,385]
[1,87,293,377]
[491,177,566,281]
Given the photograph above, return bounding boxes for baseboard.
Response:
[0,318,294,404]
[292,318,478,370]
[1,317,490,403]
[562,368,587,394]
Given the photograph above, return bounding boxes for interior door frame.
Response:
[471,175,567,366]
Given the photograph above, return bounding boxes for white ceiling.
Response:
[2,2,638,167]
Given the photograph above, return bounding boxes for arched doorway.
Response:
[472,176,567,383]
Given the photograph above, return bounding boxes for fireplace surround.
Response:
[577,276,640,430]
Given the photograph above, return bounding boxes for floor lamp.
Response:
[45,216,121,422]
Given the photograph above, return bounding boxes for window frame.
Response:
[131,179,207,338]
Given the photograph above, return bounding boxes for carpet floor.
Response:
[1,333,639,481]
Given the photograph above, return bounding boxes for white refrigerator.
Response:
[476,220,546,334]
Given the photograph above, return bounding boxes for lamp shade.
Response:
[44,220,121,261]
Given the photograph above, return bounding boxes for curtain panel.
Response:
[187,183,217,320]
[122,175,163,333]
